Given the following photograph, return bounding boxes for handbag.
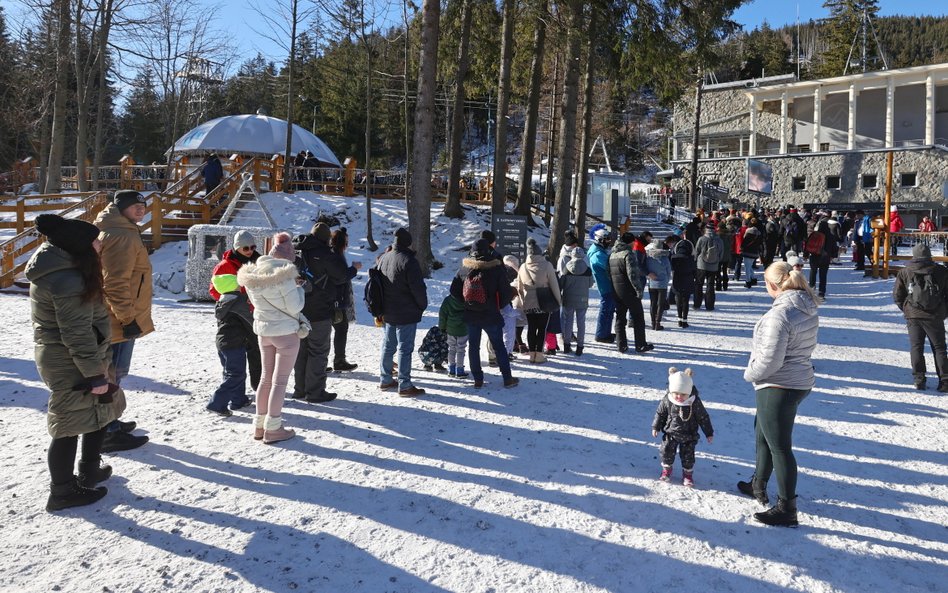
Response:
[255,292,311,339]
[525,267,559,313]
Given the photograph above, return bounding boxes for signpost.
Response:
[491,214,528,264]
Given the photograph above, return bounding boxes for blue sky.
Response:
[733,0,947,31]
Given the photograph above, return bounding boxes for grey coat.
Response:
[694,231,724,272]
[559,258,594,310]
[26,243,119,438]
[744,290,819,390]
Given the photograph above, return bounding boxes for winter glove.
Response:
[122,320,143,340]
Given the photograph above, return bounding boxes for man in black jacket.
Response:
[893,243,948,391]
[609,232,652,354]
[450,239,519,389]
[378,228,429,396]
[293,222,349,403]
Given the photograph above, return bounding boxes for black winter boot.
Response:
[754,496,798,527]
[47,478,107,512]
[77,457,113,488]
[737,476,769,506]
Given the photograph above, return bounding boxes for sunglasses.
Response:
[239,245,256,251]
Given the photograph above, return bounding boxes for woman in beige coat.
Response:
[516,238,561,363]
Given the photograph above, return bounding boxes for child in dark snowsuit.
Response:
[438,294,469,377]
[652,367,714,487]
[418,326,448,372]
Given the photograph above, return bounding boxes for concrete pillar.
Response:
[780,92,788,154]
[811,87,822,152]
[885,77,895,148]
[749,97,757,156]
[847,84,857,150]
[926,73,935,145]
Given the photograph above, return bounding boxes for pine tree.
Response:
[818,0,881,77]
[119,68,165,164]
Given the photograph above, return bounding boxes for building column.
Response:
[885,77,895,148]
[847,84,857,150]
[672,138,679,160]
[780,92,788,154]
[749,97,757,156]
[811,87,822,152]
[926,73,935,145]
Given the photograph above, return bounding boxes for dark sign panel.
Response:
[491,214,528,265]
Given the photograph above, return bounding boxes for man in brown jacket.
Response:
[95,190,153,452]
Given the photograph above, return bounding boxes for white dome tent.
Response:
[167,113,341,167]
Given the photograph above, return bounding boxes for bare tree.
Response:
[91,0,117,189]
[407,0,440,274]
[574,7,596,237]
[490,0,515,213]
[74,0,116,191]
[515,0,547,219]
[443,0,473,219]
[45,0,71,193]
[548,0,583,260]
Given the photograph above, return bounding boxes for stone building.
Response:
[669,63,948,224]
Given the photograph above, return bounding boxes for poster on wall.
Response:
[746,159,773,195]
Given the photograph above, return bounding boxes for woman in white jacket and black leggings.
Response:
[237,232,306,444]
[740,261,819,526]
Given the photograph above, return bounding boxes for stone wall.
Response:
[675,88,750,136]
[670,148,948,209]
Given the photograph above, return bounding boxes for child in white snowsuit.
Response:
[418,326,448,372]
[651,367,714,487]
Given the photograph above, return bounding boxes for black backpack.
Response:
[364,266,385,318]
[909,273,941,312]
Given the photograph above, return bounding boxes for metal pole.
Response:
[882,150,894,278]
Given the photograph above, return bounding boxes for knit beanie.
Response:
[785,250,802,267]
[395,227,412,248]
[113,189,146,212]
[233,230,255,249]
[480,229,496,245]
[503,254,520,269]
[668,367,694,395]
[310,222,332,244]
[269,232,295,261]
[913,243,932,260]
[620,231,636,244]
[35,214,100,255]
[526,237,542,256]
[564,232,578,247]
[471,238,492,260]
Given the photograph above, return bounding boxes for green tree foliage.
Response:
[119,68,165,164]
[817,0,880,77]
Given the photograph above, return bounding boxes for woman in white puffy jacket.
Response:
[237,232,305,444]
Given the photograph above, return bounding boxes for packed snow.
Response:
[0,193,945,593]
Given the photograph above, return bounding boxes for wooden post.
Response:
[151,194,162,248]
[1,242,15,289]
[272,154,284,192]
[119,155,134,190]
[15,198,25,233]
[343,157,356,197]
[882,151,893,279]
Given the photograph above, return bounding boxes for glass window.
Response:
[791,177,806,191]
[900,172,917,187]
[204,235,226,260]
[826,176,842,190]
[862,174,878,189]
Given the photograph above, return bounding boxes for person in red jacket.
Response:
[206,230,262,416]
[889,206,904,256]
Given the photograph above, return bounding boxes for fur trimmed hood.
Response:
[461,257,502,271]
[237,255,299,290]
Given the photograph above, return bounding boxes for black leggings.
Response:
[676,290,691,320]
[48,427,106,485]
[525,312,550,352]
[648,288,667,328]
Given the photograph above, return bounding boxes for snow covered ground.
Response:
[0,194,945,593]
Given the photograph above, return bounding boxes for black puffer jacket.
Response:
[294,234,350,322]
[652,389,714,444]
[670,240,697,294]
[893,258,948,320]
[608,241,643,302]
[450,257,512,326]
[215,290,256,351]
[377,243,428,325]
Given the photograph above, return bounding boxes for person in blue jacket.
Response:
[203,153,224,194]
[587,224,616,344]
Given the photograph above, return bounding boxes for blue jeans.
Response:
[596,292,616,340]
[111,339,136,386]
[208,347,249,411]
[743,256,757,283]
[380,323,417,391]
[468,322,512,382]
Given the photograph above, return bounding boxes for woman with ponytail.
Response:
[27,214,118,511]
[739,261,819,527]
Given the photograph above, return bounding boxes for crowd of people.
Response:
[27,193,948,530]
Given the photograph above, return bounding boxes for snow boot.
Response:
[738,476,770,506]
[754,496,798,527]
[563,342,572,354]
[448,364,457,377]
[938,379,948,393]
[575,345,583,356]
[682,470,694,488]
[263,416,296,445]
[333,360,358,372]
[659,467,672,482]
[47,478,107,512]
[77,457,112,488]
[455,366,469,378]
[253,415,265,441]
[534,351,547,364]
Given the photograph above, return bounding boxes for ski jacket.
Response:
[608,242,643,302]
[450,256,511,326]
[95,204,154,343]
[559,257,594,310]
[744,289,819,390]
[237,255,306,337]
[652,390,714,444]
[587,242,614,297]
[893,258,948,320]
[376,243,428,325]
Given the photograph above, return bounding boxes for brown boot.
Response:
[262,416,295,444]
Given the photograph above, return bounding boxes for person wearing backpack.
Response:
[516,238,562,363]
[609,232,653,353]
[450,239,519,388]
[805,214,832,299]
[693,225,723,310]
[893,243,948,391]
[587,225,616,344]
[740,219,763,289]
[716,223,733,291]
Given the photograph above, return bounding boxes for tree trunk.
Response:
[402,0,411,204]
[574,10,596,238]
[444,0,473,219]
[515,0,547,219]
[549,0,583,261]
[490,0,516,213]
[282,0,299,191]
[407,0,440,275]
[92,0,114,191]
[46,0,72,194]
[74,0,89,192]
[362,0,378,250]
[542,55,558,227]
[689,78,703,212]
